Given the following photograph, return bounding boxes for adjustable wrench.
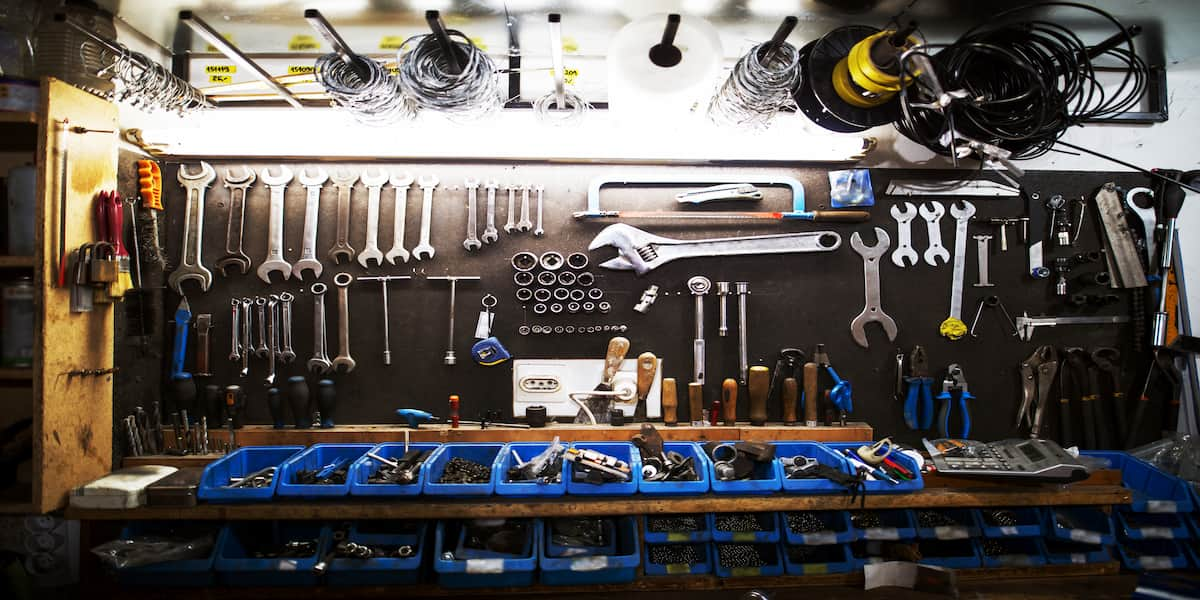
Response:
[256,165,294,284]
[240,297,252,376]
[504,185,518,234]
[533,185,546,237]
[385,172,413,264]
[279,292,296,363]
[332,272,356,373]
[229,298,241,362]
[889,202,919,268]
[849,227,899,348]
[589,224,842,276]
[265,294,278,386]
[254,297,268,357]
[216,166,254,276]
[463,178,482,251]
[919,201,950,266]
[517,184,533,232]
[293,167,328,281]
[307,283,332,374]
[357,168,389,268]
[940,201,977,340]
[327,169,358,264]
[168,161,216,294]
[482,180,500,243]
[412,175,438,261]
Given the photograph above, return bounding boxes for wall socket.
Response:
[512,358,662,419]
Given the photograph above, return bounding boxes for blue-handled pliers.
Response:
[903,346,934,430]
[936,363,974,438]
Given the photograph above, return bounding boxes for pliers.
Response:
[936,364,974,438]
[903,346,934,430]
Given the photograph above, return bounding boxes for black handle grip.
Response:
[318,379,336,428]
[172,374,195,421]
[202,384,221,423]
[267,387,284,429]
[287,376,310,429]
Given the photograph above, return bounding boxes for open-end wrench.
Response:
[216,166,254,276]
[265,294,278,386]
[517,184,533,232]
[257,165,294,284]
[849,227,899,348]
[240,297,252,376]
[463,178,482,251]
[307,283,331,374]
[940,200,977,340]
[229,298,241,362]
[919,201,950,267]
[412,175,438,261]
[279,292,296,363]
[357,168,389,268]
[974,234,994,287]
[889,202,919,268]
[254,296,268,357]
[482,180,500,243]
[589,224,842,276]
[168,161,216,294]
[328,169,358,264]
[332,272,356,373]
[293,167,328,281]
[504,185,518,234]
[386,172,413,264]
[1124,187,1157,267]
[533,185,545,237]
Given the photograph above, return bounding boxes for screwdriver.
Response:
[317,379,336,428]
[748,366,769,426]
[288,376,310,429]
[688,382,704,426]
[170,298,195,418]
[782,377,798,426]
[662,378,678,426]
[267,386,284,429]
[721,378,737,426]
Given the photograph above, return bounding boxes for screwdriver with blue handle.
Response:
[171,297,196,422]
[395,408,530,429]
[903,346,934,430]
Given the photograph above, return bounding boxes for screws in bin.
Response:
[717,544,769,568]
[649,544,703,565]
[438,456,491,484]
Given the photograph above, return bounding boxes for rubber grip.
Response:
[688,382,704,425]
[782,377,798,425]
[267,387,284,429]
[136,160,162,211]
[1087,367,1111,449]
[287,375,310,429]
[803,362,818,426]
[721,378,737,426]
[903,383,920,430]
[936,391,952,437]
[748,366,769,426]
[172,374,195,419]
[318,379,336,428]
[661,378,678,426]
[1058,395,1073,448]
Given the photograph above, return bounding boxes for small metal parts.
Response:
[634,285,660,313]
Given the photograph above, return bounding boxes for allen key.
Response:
[356,276,412,366]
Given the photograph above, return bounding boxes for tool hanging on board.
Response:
[471,294,511,366]
[814,344,852,425]
[394,408,530,429]
[574,336,631,424]
[1150,171,1191,348]
[1093,182,1148,289]
[1090,348,1128,446]
[1017,346,1058,440]
[767,348,805,425]
[135,159,166,271]
[902,346,934,431]
[935,364,974,438]
[588,224,842,276]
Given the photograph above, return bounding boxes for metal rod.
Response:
[179,10,304,109]
[425,10,464,75]
[303,9,370,81]
[760,16,798,64]
[548,13,565,109]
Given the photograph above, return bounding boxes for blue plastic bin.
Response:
[978,507,1044,538]
[848,540,887,571]
[326,521,427,586]
[643,514,711,543]
[1117,539,1191,570]
[348,442,439,497]
[423,443,504,496]
[705,441,782,495]
[1045,507,1115,546]
[545,518,617,557]
[915,508,982,540]
[112,521,222,587]
[1042,538,1112,565]
[276,443,373,498]
[643,542,713,576]
[978,537,1048,568]
[781,543,855,575]
[713,543,784,577]
[917,539,982,569]
[711,512,781,543]
[774,441,852,495]
[434,519,540,588]
[494,442,567,497]
[215,522,328,587]
[1115,508,1191,540]
[825,442,925,494]
[198,445,304,503]
[638,442,711,496]
[850,509,918,541]
[782,511,857,545]
[567,442,641,496]
[540,516,640,586]
[1083,451,1194,513]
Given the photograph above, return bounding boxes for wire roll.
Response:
[315,53,415,124]
[708,41,803,128]
[92,44,209,115]
[396,30,501,118]
[533,88,590,125]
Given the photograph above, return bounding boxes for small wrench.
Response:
[412,175,438,261]
[533,185,545,237]
[307,283,332,374]
[265,294,278,386]
[357,168,389,268]
[293,167,328,281]
[332,273,356,373]
[974,234,994,287]
[279,292,296,363]
[919,201,951,267]
[889,202,919,268]
[257,165,294,284]
[328,169,358,264]
[240,297,252,376]
[168,161,216,294]
[386,172,414,264]
[463,178,482,251]
[482,180,499,243]
[216,166,254,276]
[517,184,533,232]
[229,298,241,362]
[254,296,268,358]
[504,185,518,234]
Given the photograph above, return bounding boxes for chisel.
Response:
[722,378,737,426]
[662,378,678,426]
[749,366,769,426]
[688,382,704,426]
[803,362,818,426]
[782,377,799,425]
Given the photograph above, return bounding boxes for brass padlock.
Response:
[90,241,119,284]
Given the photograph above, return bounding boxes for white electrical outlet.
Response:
[512,358,662,419]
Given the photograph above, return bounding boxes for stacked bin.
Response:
[540,516,641,585]
[638,442,711,496]
[773,442,843,494]
[824,442,925,494]
[198,445,304,503]
[780,510,857,576]
[494,441,568,497]
[706,441,782,495]
[325,521,428,586]
[112,521,223,586]
[276,443,374,498]
[433,519,541,588]
[567,442,641,496]
[214,522,329,587]
[347,442,440,497]
[423,443,504,496]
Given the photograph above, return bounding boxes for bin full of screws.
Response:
[438,457,492,484]
[366,450,431,485]
[646,543,709,575]
[712,512,779,543]
[715,543,779,575]
[647,515,704,533]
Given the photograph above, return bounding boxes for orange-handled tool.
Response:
[137,160,162,211]
[661,378,678,426]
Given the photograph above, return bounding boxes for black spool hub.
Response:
[794,25,902,133]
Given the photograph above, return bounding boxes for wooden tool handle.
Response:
[722,378,737,426]
[803,362,818,426]
[637,352,657,401]
[782,377,798,425]
[688,382,704,425]
[811,210,871,222]
[662,378,678,426]
[601,337,631,385]
[748,366,769,426]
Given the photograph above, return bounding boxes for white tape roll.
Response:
[607,14,723,120]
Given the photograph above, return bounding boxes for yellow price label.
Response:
[664,564,691,575]
[563,68,580,86]
[469,36,488,52]
[731,532,756,542]
[204,64,236,74]
[287,65,315,75]
[562,36,579,53]
[666,533,688,542]
[208,75,233,84]
[288,34,320,51]
[387,66,400,76]
[379,35,407,50]
[731,567,762,578]
[802,564,829,575]
[205,33,234,53]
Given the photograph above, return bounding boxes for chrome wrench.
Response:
[482,180,500,243]
[412,175,438,261]
[216,165,254,276]
[254,296,268,358]
[385,172,413,264]
[240,297,252,376]
[279,292,296,363]
[293,167,328,281]
[940,200,977,340]
[357,168,389,268]
[327,169,358,264]
[517,184,533,232]
[307,283,331,374]
[168,161,216,294]
[463,178,482,251]
[533,185,545,237]
[256,165,294,284]
[889,201,919,268]
[332,272,356,373]
[849,227,898,348]
[688,276,711,385]
[265,294,278,386]
[1125,187,1157,267]
[228,299,241,362]
[974,234,994,287]
[919,201,950,267]
[504,185,517,234]
[589,224,842,276]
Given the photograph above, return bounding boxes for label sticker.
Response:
[568,556,608,572]
[731,532,756,542]
[562,36,579,53]
[1140,526,1172,539]
[802,564,829,575]
[287,65,315,75]
[665,563,690,575]
[731,567,761,578]
[666,533,688,542]
[204,64,236,74]
[933,525,968,540]
[1067,529,1102,545]
[1145,500,1177,513]
[998,526,1020,536]
[563,68,579,85]
[803,532,836,546]
[465,558,505,574]
[207,75,232,84]
[865,527,899,541]
[288,34,320,51]
[379,36,406,50]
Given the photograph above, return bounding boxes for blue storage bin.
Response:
[638,442,711,496]
[1116,509,1190,540]
[198,445,304,503]
[494,442,567,497]
[1083,451,1194,513]
[348,442,439,497]
[540,516,640,586]
[850,509,918,541]
[454,520,535,560]
[215,522,328,587]
[644,542,713,576]
[545,518,617,557]
[917,539,981,569]
[711,512,781,543]
[915,508,982,540]
[567,442,640,496]
[705,441,782,495]
[1042,538,1112,565]
[825,442,925,494]
[847,540,890,570]
[713,543,784,577]
[112,521,222,587]
[423,443,504,496]
[276,443,373,498]
[978,537,1048,568]
[643,514,711,543]
[775,441,852,495]
[978,508,1044,538]
[1117,539,1191,570]
[434,519,540,588]
[781,543,855,575]
[1045,507,1116,546]
[782,511,857,545]
[326,521,427,586]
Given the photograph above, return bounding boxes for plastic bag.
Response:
[91,534,214,569]
[828,168,874,208]
[1130,433,1200,482]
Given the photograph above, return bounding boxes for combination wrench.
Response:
[216,166,254,276]
[889,201,919,268]
[385,172,414,264]
[357,168,389,268]
[412,175,438,261]
[517,184,533,232]
[240,297,252,376]
[254,297,268,357]
[168,161,216,294]
[279,292,296,363]
[533,185,546,237]
[940,200,977,340]
[307,283,332,374]
[327,169,358,264]
[849,227,899,348]
[293,167,328,281]
[332,272,356,373]
[463,178,482,251]
[228,299,241,362]
[504,185,518,234]
[256,165,294,284]
[919,201,950,267]
[481,180,500,243]
[265,294,278,386]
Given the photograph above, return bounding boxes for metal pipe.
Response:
[736,282,750,385]
[303,9,370,81]
[548,14,565,109]
[179,10,304,109]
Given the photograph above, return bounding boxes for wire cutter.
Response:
[903,346,934,430]
[936,363,974,438]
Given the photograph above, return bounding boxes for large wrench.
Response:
[463,178,482,251]
[357,168,389,268]
[481,180,499,243]
[328,169,358,264]
[265,294,278,386]
[504,185,518,234]
[517,184,533,232]
[940,200,977,340]
[168,161,216,294]
[293,167,328,281]
[256,165,294,284]
[385,173,414,264]
[332,272,356,373]
[919,201,950,266]
[216,166,254,276]
[849,227,899,348]
[1125,187,1157,267]
[889,202,919,268]
[412,175,438,260]
[307,283,331,374]
[588,224,842,276]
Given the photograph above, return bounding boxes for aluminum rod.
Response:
[179,10,304,109]
[304,9,370,81]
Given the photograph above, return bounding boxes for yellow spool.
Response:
[831,29,918,108]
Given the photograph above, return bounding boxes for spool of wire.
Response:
[396,30,501,118]
[315,53,414,125]
[533,88,590,125]
[708,40,803,128]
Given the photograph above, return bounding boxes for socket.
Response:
[512,358,662,419]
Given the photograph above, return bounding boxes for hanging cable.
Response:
[396,29,501,119]
[533,13,590,126]
[315,53,414,124]
[708,40,803,128]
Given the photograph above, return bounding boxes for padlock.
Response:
[90,241,119,283]
[68,249,93,313]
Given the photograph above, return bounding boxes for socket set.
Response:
[511,251,611,317]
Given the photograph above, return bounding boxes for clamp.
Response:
[903,346,934,430]
[1017,346,1058,440]
[936,364,974,438]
